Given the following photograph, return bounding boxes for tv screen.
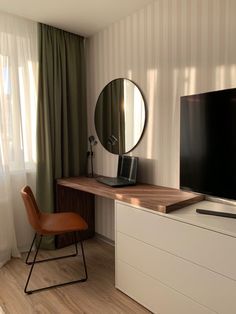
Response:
[180,88,236,201]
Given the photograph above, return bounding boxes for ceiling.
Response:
[0,0,153,37]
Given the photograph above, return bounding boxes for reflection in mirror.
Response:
[95,78,146,155]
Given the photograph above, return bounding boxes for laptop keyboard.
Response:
[96,176,134,187]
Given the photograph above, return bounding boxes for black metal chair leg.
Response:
[80,240,88,280]
[24,233,88,294]
[26,233,79,265]
[74,231,78,255]
[25,233,37,264]
[24,235,43,294]
[75,232,88,280]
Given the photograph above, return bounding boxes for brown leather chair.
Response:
[21,185,88,294]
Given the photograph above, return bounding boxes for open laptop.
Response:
[96,155,138,187]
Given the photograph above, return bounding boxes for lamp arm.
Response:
[90,142,94,177]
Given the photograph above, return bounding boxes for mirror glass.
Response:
[95,78,146,154]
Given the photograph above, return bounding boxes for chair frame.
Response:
[24,231,88,294]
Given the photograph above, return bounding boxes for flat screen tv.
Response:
[180,88,236,201]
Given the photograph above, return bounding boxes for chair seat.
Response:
[39,212,88,235]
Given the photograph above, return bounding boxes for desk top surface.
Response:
[57,176,204,213]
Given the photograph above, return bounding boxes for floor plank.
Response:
[0,239,151,314]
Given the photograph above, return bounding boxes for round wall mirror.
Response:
[95,78,146,155]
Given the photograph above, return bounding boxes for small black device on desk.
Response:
[96,155,138,187]
[196,208,236,219]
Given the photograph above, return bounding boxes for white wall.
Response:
[87,0,236,240]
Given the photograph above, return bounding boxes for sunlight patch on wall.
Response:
[127,69,132,80]
[146,68,157,159]
[216,65,225,89]
[229,64,236,87]
[184,67,196,95]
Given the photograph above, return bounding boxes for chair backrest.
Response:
[21,186,41,232]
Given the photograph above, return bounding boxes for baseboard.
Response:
[95,233,115,246]
[19,246,31,253]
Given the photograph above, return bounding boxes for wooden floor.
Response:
[0,239,150,314]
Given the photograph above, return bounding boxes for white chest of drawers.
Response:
[115,200,236,314]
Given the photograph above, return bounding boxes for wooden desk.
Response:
[57,176,204,213]
[56,176,204,247]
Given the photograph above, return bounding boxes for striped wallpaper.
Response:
[87,0,236,240]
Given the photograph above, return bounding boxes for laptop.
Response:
[96,155,138,187]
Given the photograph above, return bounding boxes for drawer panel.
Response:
[116,260,215,314]
[115,201,236,280]
[117,232,236,314]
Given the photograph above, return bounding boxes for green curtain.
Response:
[36,24,87,249]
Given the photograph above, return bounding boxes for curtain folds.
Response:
[0,12,38,267]
[96,80,125,154]
[36,24,87,248]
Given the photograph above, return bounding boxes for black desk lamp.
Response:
[87,135,97,177]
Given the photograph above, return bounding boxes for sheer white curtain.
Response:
[0,12,38,267]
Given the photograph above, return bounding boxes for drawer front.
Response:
[117,232,236,314]
[116,260,215,314]
[115,201,236,280]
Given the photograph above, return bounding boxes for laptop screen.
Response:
[117,155,138,182]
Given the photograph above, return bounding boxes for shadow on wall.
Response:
[137,157,158,185]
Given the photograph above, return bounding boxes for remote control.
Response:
[196,208,236,219]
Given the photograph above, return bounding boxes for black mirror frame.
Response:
[94,78,147,155]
